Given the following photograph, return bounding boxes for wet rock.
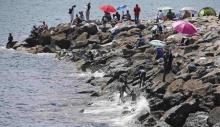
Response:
[207,107,220,126]
[183,111,209,127]
[142,115,157,126]
[90,91,100,97]
[154,121,171,127]
[164,92,186,110]
[6,41,17,49]
[51,33,71,49]
[90,77,111,87]
[152,82,169,94]
[161,99,198,127]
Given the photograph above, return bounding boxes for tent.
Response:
[198,7,216,17]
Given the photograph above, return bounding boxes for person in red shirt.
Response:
[134,4,141,23]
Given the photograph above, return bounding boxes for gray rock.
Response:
[51,33,71,49]
[183,111,209,127]
[207,107,220,126]
[161,99,198,127]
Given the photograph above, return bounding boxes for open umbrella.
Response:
[99,5,116,13]
[172,21,197,35]
[198,7,216,17]
[117,5,127,11]
[158,6,174,11]
[180,7,195,11]
[148,40,166,47]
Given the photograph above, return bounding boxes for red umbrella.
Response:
[99,5,116,13]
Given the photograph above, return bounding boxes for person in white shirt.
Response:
[157,10,164,21]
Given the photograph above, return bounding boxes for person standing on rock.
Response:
[85,3,91,21]
[69,5,76,23]
[167,49,173,72]
[163,50,169,82]
[134,4,141,23]
[8,33,13,44]
[119,74,132,103]
[138,66,146,88]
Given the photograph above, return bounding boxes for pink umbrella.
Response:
[172,21,197,35]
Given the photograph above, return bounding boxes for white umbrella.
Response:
[180,7,195,11]
[158,6,174,11]
[148,40,166,47]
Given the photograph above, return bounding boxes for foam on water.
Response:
[83,93,150,127]
[78,71,105,78]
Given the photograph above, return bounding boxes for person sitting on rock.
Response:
[166,9,175,20]
[156,10,165,21]
[135,35,146,48]
[119,74,132,103]
[72,14,82,25]
[40,21,48,30]
[188,59,197,73]
[79,11,85,21]
[31,25,39,38]
[104,12,112,22]
[125,10,131,20]
[113,12,120,21]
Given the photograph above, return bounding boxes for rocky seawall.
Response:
[6,16,220,127]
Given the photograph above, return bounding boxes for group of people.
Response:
[69,3,91,25]
[102,4,141,25]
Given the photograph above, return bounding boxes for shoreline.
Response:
[6,16,220,126]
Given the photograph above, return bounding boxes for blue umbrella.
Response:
[117,5,127,11]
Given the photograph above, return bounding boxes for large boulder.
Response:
[80,23,98,35]
[183,111,209,127]
[71,32,89,49]
[165,79,184,96]
[38,31,51,46]
[6,41,17,49]
[207,107,220,126]
[51,33,71,49]
[161,99,198,127]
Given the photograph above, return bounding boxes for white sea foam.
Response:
[78,71,105,78]
[83,93,150,127]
